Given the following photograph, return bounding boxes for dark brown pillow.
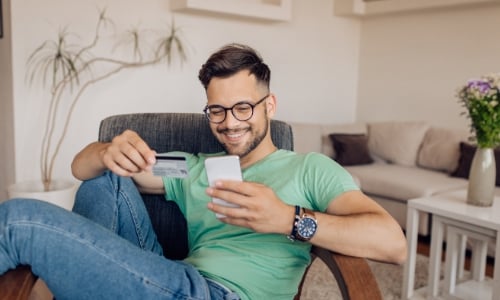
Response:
[451,142,500,186]
[329,134,373,166]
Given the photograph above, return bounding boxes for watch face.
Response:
[297,217,317,239]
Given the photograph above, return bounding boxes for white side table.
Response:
[443,222,495,297]
[402,190,500,299]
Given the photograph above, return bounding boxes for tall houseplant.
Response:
[25,9,187,192]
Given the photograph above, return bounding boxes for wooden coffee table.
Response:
[402,190,500,299]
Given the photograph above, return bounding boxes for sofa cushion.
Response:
[417,127,468,173]
[345,163,468,201]
[367,121,429,166]
[451,142,500,186]
[329,134,373,166]
[321,123,367,158]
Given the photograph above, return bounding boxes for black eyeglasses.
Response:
[203,94,269,124]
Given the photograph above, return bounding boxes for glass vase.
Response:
[466,147,496,207]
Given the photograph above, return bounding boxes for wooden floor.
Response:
[416,235,494,277]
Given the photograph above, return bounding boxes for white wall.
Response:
[357,4,500,130]
[9,0,361,185]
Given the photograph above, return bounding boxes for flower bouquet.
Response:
[457,73,500,148]
[457,73,500,206]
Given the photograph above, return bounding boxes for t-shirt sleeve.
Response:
[303,153,359,212]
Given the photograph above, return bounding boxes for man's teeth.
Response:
[226,132,245,138]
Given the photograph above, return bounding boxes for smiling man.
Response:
[0,43,406,300]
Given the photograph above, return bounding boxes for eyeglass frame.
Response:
[203,94,270,124]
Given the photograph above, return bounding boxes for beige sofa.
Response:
[289,121,472,236]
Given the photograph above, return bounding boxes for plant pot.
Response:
[7,179,79,211]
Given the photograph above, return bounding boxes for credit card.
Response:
[152,155,189,178]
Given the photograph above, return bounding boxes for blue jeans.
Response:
[0,172,239,300]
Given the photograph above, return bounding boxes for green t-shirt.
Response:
[162,150,358,300]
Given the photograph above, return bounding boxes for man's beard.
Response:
[218,115,269,159]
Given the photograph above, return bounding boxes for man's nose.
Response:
[222,110,240,127]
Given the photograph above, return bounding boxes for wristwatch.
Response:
[296,208,318,241]
[288,206,318,241]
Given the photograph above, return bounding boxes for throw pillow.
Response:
[451,142,500,186]
[367,121,429,166]
[329,134,373,166]
[417,127,468,173]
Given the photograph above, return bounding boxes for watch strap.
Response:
[287,205,301,241]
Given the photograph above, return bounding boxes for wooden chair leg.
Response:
[0,266,37,300]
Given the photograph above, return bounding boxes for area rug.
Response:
[301,254,436,299]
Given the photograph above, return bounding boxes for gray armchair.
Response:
[0,113,381,300]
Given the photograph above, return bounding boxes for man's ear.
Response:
[266,94,277,118]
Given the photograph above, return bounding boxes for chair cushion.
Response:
[143,194,189,259]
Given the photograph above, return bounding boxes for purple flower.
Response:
[467,80,491,95]
[463,78,497,100]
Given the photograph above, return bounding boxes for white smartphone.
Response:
[204,155,242,218]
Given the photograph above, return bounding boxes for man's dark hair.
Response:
[198,43,271,90]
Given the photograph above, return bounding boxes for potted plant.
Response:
[8,9,187,209]
[457,73,500,206]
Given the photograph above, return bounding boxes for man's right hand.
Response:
[101,130,156,176]
[71,130,157,181]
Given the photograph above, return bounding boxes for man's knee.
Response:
[76,172,118,201]
[77,171,135,194]
[73,171,138,214]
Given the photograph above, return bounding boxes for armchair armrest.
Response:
[296,246,382,300]
[0,266,37,300]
